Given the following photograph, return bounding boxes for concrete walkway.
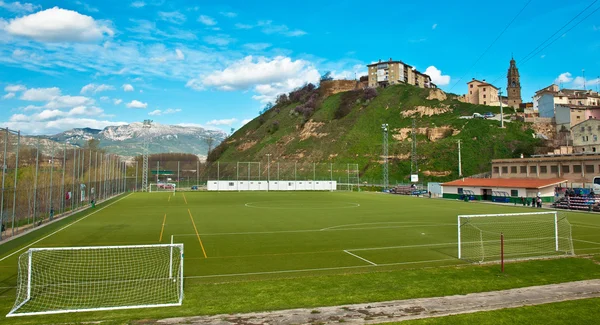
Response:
[155,279,600,325]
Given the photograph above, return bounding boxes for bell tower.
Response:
[507,56,522,108]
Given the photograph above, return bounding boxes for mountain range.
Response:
[27,123,227,158]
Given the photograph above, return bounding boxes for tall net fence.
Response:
[0,128,130,241]
[140,161,362,191]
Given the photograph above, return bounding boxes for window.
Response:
[586,165,595,173]
[577,116,581,120]
[573,165,582,173]
[520,166,527,173]
[229,182,234,186]
[493,167,499,174]
[470,84,473,88]
[501,166,508,174]
[483,94,487,98]
[562,165,570,173]
[583,136,587,142]
[581,127,585,132]
[511,166,517,173]
[530,166,537,174]
[470,91,472,94]
[483,88,486,92]
[484,101,487,105]
[458,188,464,194]
[589,126,592,131]
[594,135,598,142]
[288,182,293,186]
[594,147,597,152]
[550,165,558,173]
[540,166,547,173]
[511,190,519,197]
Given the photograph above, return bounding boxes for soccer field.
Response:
[1,192,600,323]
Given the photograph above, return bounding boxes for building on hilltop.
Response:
[366,58,436,89]
[534,84,600,119]
[571,118,600,153]
[464,78,504,106]
[507,57,522,108]
[555,104,600,132]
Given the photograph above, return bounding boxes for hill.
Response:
[210,83,541,183]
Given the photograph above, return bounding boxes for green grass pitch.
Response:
[1,192,600,324]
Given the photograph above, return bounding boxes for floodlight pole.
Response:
[382,123,389,191]
[141,120,152,192]
[499,89,504,128]
[458,139,463,177]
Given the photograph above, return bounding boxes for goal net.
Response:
[149,183,176,193]
[458,212,573,263]
[7,244,184,317]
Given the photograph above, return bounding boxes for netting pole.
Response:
[501,232,504,273]
[457,215,462,259]
[72,149,76,211]
[169,235,173,279]
[347,163,350,191]
[11,131,20,237]
[313,163,316,181]
[179,245,184,303]
[156,161,159,184]
[60,144,65,215]
[277,162,279,180]
[94,151,98,198]
[294,162,297,190]
[177,161,180,187]
[0,128,8,240]
[88,150,92,200]
[196,160,199,186]
[236,162,239,192]
[135,161,139,192]
[217,161,220,191]
[48,143,54,220]
[32,137,40,227]
[554,212,559,251]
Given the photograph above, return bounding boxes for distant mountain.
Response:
[49,123,227,158]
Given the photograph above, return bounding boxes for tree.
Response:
[320,71,333,82]
[84,139,102,152]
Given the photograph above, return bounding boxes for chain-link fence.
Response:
[0,128,130,241]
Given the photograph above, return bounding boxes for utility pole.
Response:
[410,119,418,182]
[381,123,389,190]
[499,89,504,128]
[582,69,586,90]
[458,140,463,177]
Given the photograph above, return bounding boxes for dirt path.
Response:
[153,279,600,325]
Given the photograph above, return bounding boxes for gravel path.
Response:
[153,279,600,325]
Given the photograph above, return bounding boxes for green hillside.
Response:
[210,83,541,184]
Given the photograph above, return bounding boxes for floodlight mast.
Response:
[382,123,389,191]
[141,120,152,192]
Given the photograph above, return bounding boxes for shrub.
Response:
[334,90,361,119]
[269,120,280,133]
[207,142,229,162]
[363,87,378,100]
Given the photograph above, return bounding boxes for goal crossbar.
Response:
[7,243,184,317]
[458,211,572,262]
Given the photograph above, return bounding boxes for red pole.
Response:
[501,232,504,273]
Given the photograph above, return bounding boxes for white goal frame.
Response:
[149,183,176,193]
[7,244,184,317]
[457,211,573,261]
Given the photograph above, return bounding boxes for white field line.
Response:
[0,193,134,263]
[172,223,455,237]
[572,239,600,246]
[186,258,458,279]
[343,250,377,266]
[244,202,360,209]
[320,222,454,231]
[571,223,600,230]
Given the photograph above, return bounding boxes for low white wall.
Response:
[207,180,336,191]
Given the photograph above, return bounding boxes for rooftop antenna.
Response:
[583,69,586,90]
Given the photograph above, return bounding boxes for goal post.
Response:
[458,211,573,263]
[149,183,176,193]
[7,244,184,317]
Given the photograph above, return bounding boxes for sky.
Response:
[0,0,599,135]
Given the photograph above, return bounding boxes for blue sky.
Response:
[0,0,599,135]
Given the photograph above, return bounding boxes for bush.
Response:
[363,87,378,100]
[207,142,229,162]
[334,90,361,119]
[269,120,280,133]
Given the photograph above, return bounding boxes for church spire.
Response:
[507,56,522,109]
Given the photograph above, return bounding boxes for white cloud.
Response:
[243,43,272,51]
[113,98,122,105]
[257,20,306,37]
[45,95,95,109]
[220,12,237,18]
[1,116,126,135]
[2,92,16,99]
[5,7,114,42]
[190,55,321,104]
[148,108,181,116]
[198,15,216,26]
[122,84,134,92]
[330,64,367,80]
[126,100,147,108]
[130,1,145,8]
[241,118,252,125]
[432,23,437,30]
[424,66,451,86]
[158,11,186,24]
[4,84,26,92]
[175,49,185,60]
[555,72,573,84]
[0,1,40,13]
[80,83,115,94]
[572,77,587,88]
[540,54,546,59]
[100,96,109,101]
[204,35,234,46]
[206,118,237,126]
[21,87,62,101]
[235,23,253,29]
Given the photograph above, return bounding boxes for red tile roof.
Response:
[442,178,567,189]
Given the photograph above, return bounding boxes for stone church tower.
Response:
[507,57,522,108]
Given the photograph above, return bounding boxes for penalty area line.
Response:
[159,213,167,242]
[0,193,134,263]
[182,193,188,205]
[343,250,377,266]
[187,209,207,258]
